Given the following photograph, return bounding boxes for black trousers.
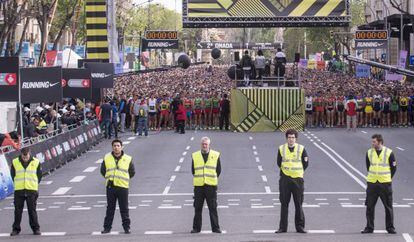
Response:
[219,112,229,130]
[365,182,394,231]
[193,186,220,231]
[278,175,305,231]
[176,120,185,133]
[13,192,40,232]
[103,187,130,231]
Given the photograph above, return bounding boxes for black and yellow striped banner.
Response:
[85,0,109,62]
[187,0,346,17]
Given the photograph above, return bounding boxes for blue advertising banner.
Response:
[0,154,14,200]
[356,64,371,78]
[19,42,30,58]
[75,45,86,58]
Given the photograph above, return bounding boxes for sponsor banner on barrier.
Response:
[0,57,19,101]
[356,64,371,78]
[0,154,14,200]
[20,66,63,103]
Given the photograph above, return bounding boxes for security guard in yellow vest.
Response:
[362,134,397,234]
[100,139,135,234]
[10,147,42,236]
[191,137,222,233]
[276,129,308,234]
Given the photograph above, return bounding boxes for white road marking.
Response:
[373,230,387,234]
[261,175,268,182]
[93,205,105,208]
[251,205,274,209]
[228,203,239,206]
[403,198,414,201]
[162,186,170,195]
[403,233,414,242]
[251,203,263,206]
[163,200,174,203]
[175,165,181,172]
[138,204,150,207]
[393,205,411,208]
[340,203,352,205]
[253,151,258,155]
[169,175,176,182]
[52,187,72,195]
[252,145,257,150]
[341,204,364,208]
[217,205,229,208]
[186,146,190,150]
[253,230,275,234]
[48,206,60,209]
[97,201,107,203]
[314,142,366,189]
[228,199,240,202]
[308,230,335,234]
[184,203,193,206]
[255,157,260,163]
[191,137,194,141]
[92,231,119,235]
[88,150,100,153]
[0,233,10,237]
[3,207,13,210]
[158,206,182,209]
[69,176,86,183]
[141,200,152,203]
[123,141,131,145]
[249,136,253,140]
[250,199,262,201]
[41,232,66,236]
[40,181,53,185]
[396,147,405,151]
[83,166,98,173]
[303,204,320,208]
[185,199,194,202]
[258,165,263,171]
[68,207,91,210]
[310,139,314,142]
[317,203,330,205]
[76,201,87,204]
[182,151,187,156]
[179,157,184,163]
[53,202,66,205]
[200,230,227,234]
[361,131,367,134]
[315,198,327,201]
[95,159,103,164]
[145,231,173,235]
[127,137,136,140]
[338,198,350,201]
[128,206,137,209]
[317,139,321,142]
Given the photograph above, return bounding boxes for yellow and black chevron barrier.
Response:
[85,0,109,62]
[187,0,347,17]
[231,88,305,132]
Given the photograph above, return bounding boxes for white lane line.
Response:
[41,232,66,236]
[83,166,98,173]
[403,198,414,201]
[163,200,174,202]
[252,145,257,150]
[127,137,136,140]
[341,204,364,208]
[68,207,91,210]
[403,233,413,242]
[185,199,194,202]
[321,142,366,179]
[396,147,405,151]
[249,136,253,140]
[48,206,60,209]
[338,198,350,201]
[97,201,107,203]
[0,233,10,237]
[255,157,260,163]
[228,203,239,206]
[175,165,181,172]
[361,131,367,134]
[52,187,72,195]
[191,137,194,141]
[76,201,87,204]
[373,230,387,234]
[169,175,176,182]
[92,231,119,235]
[145,231,173,235]
[182,151,187,156]
[340,203,352,205]
[142,200,153,203]
[95,159,103,164]
[158,206,182,209]
[228,199,240,202]
[218,205,229,208]
[186,146,190,150]
[40,181,53,185]
[303,204,320,208]
[253,230,274,234]
[261,175,268,182]
[162,186,170,195]
[258,165,263,171]
[93,205,105,208]
[315,198,327,201]
[251,203,263,206]
[314,142,366,189]
[265,186,271,193]
[69,176,86,183]
[3,207,14,210]
[317,203,330,205]
[308,230,335,234]
[393,205,411,208]
[53,202,66,205]
[200,230,227,234]
[253,151,258,155]
[138,204,150,207]
[250,199,262,202]
[179,157,184,163]
[123,141,131,145]
[251,205,274,209]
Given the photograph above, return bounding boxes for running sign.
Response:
[143,31,179,50]
[20,66,63,103]
[62,68,92,99]
[0,57,19,102]
[355,30,388,50]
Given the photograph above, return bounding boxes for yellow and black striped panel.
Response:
[279,108,305,132]
[236,108,263,132]
[241,88,303,127]
[187,0,346,17]
[86,0,109,62]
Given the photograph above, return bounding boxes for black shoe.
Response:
[361,228,373,234]
[191,229,200,234]
[297,229,307,233]
[33,230,41,235]
[124,229,131,234]
[387,229,397,234]
[275,229,287,233]
[212,229,222,233]
[101,229,111,234]
[10,231,19,236]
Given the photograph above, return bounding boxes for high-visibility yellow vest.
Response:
[104,153,132,189]
[366,147,392,183]
[192,150,220,186]
[37,120,47,129]
[12,157,40,191]
[279,144,304,178]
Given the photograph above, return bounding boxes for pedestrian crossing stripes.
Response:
[85,0,109,61]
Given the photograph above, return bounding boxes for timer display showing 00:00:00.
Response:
[355,31,388,40]
[145,31,178,40]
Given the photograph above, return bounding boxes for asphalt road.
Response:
[0,128,413,242]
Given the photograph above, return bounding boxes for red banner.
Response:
[46,50,57,67]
